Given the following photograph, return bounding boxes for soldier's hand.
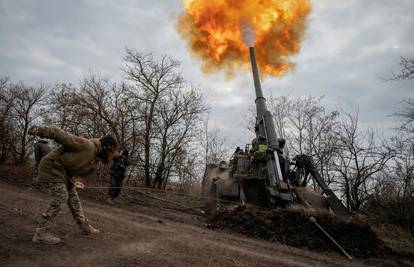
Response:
[28,126,39,136]
[74,181,85,189]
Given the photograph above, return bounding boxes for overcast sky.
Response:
[1,0,413,146]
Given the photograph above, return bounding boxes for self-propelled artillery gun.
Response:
[202,46,350,219]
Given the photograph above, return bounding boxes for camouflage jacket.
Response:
[36,127,102,183]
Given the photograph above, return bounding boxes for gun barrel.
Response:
[249,47,266,119]
[248,46,279,148]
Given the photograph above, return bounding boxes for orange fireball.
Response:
[177,0,311,77]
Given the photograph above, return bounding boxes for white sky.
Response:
[1,0,413,146]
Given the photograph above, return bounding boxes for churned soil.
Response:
[208,206,389,258]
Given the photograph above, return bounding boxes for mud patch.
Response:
[208,206,391,259]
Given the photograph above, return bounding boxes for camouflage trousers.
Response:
[38,182,87,228]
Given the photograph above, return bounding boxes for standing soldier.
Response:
[107,149,129,204]
[32,139,51,187]
[28,126,118,244]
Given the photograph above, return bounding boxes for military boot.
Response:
[106,198,115,205]
[79,221,100,235]
[32,227,61,244]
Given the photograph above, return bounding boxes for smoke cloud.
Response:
[241,24,256,48]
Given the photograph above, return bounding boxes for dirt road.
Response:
[0,182,377,267]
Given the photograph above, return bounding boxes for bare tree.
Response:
[0,77,17,163]
[78,75,131,142]
[394,98,414,138]
[44,84,84,132]
[174,147,199,192]
[388,56,414,136]
[124,49,185,187]
[8,83,47,164]
[389,57,414,81]
[366,137,414,232]
[363,56,414,230]
[332,110,395,212]
[153,87,208,189]
[201,116,229,165]
[388,139,414,228]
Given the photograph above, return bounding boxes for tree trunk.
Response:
[144,132,151,186]
[154,162,164,189]
[154,135,167,189]
[144,99,157,187]
[19,119,29,164]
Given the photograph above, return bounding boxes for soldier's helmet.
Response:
[100,135,118,150]
[278,138,286,149]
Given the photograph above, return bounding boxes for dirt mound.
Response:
[208,206,391,258]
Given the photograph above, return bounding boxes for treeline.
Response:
[0,49,229,191]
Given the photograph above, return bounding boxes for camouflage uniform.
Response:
[29,126,117,243]
[38,182,86,228]
[33,127,101,228]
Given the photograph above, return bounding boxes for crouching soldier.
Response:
[32,139,51,188]
[107,149,129,204]
[28,126,118,244]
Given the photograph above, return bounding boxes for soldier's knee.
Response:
[51,195,68,208]
[61,188,70,202]
[50,184,69,204]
